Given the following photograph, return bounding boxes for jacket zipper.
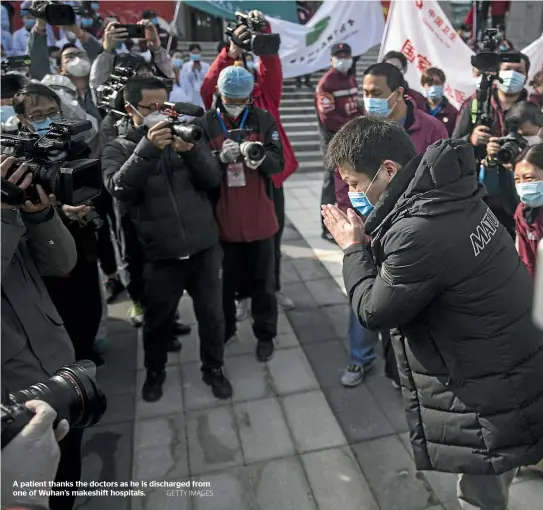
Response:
[165,158,189,259]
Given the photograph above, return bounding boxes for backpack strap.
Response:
[471,98,478,126]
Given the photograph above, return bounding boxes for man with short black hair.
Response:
[102,75,232,402]
[322,115,543,509]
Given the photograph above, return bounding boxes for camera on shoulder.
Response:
[0,120,102,206]
[225,11,281,56]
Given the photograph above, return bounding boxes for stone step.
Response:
[280,112,318,121]
[281,97,316,106]
[285,131,321,142]
[289,139,321,150]
[297,160,323,173]
[283,121,319,132]
[280,105,318,115]
[294,150,323,162]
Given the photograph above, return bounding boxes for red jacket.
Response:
[201,49,298,188]
[514,203,543,279]
[315,68,359,144]
[425,96,459,136]
[335,99,448,212]
[406,87,426,110]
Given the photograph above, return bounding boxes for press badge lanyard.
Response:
[428,103,444,118]
[216,107,249,141]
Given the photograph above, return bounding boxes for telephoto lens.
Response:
[1,361,107,448]
[240,141,265,161]
[172,123,203,143]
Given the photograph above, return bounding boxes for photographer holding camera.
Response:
[101,76,232,403]
[195,66,284,362]
[201,10,298,312]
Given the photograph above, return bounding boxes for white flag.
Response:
[522,33,543,94]
[267,0,385,80]
[379,0,476,109]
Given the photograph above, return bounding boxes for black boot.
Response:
[141,370,166,402]
[202,368,233,399]
[173,321,191,336]
[256,339,275,362]
[104,276,125,304]
[168,338,182,352]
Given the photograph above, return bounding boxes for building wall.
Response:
[506,1,543,49]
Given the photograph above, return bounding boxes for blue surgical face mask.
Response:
[426,85,444,101]
[516,181,543,208]
[499,70,525,94]
[0,105,15,123]
[23,18,35,30]
[347,165,383,217]
[91,2,99,11]
[80,17,93,27]
[363,92,398,118]
[32,116,55,133]
[151,17,159,25]
[172,58,184,69]
[190,53,201,62]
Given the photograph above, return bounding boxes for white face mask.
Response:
[65,57,91,77]
[524,133,542,146]
[223,104,246,118]
[332,57,352,74]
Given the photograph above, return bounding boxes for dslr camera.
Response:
[1,361,107,449]
[0,119,102,206]
[229,128,266,161]
[493,132,527,165]
[156,102,205,143]
[29,0,78,26]
[225,11,281,56]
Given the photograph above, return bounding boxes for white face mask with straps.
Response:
[131,104,168,127]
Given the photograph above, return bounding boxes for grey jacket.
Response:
[1,206,77,394]
[28,30,102,81]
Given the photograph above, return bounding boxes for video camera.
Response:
[95,66,136,115]
[29,0,78,26]
[228,128,266,161]
[1,361,107,449]
[0,120,102,207]
[225,11,281,56]
[156,102,205,143]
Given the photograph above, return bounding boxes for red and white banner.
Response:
[379,0,475,109]
[380,0,543,109]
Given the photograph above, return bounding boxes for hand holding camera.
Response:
[1,400,69,508]
[147,120,173,150]
[220,139,241,163]
[172,137,194,153]
[139,19,161,51]
[470,125,492,146]
[103,21,129,53]
[228,25,250,59]
[486,137,502,159]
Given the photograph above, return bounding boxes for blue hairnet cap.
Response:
[217,66,254,99]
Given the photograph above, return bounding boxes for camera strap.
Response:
[216,108,249,141]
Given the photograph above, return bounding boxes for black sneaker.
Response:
[256,340,275,362]
[202,368,233,400]
[141,370,166,402]
[104,276,124,304]
[173,321,191,336]
[168,338,182,352]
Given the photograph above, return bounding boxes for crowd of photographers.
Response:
[1,1,543,509]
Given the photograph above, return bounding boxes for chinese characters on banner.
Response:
[379,0,476,109]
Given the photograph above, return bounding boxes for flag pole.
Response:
[168,0,182,52]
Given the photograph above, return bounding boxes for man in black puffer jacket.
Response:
[322,116,543,510]
[101,76,232,403]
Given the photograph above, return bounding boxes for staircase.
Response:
[181,42,381,174]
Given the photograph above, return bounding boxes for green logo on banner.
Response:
[305,16,331,46]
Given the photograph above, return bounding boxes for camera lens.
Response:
[240,141,265,161]
[173,124,203,143]
[497,141,521,165]
[9,361,107,428]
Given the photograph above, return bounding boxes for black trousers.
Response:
[117,212,146,305]
[143,245,225,372]
[44,258,102,362]
[93,190,118,278]
[321,168,336,232]
[50,429,84,510]
[223,237,277,342]
[273,185,285,292]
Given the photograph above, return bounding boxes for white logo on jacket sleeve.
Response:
[470,208,500,257]
[271,131,280,141]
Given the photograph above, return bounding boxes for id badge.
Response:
[227,162,246,187]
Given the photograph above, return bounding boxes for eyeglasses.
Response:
[27,111,61,123]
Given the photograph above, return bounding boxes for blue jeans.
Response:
[348,309,376,366]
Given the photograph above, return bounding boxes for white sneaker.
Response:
[276,291,295,310]
[235,298,250,321]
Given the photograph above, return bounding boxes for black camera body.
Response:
[29,0,77,26]
[1,55,31,73]
[95,66,136,115]
[225,11,281,56]
[0,120,102,206]
[494,132,528,165]
[1,361,106,449]
[228,128,266,161]
[158,102,205,143]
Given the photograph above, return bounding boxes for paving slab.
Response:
[226,354,275,403]
[134,440,189,481]
[352,435,441,510]
[275,332,300,349]
[305,278,349,307]
[286,309,339,344]
[234,397,295,463]
[321,303,350,340]
[282,390,346,453]
[100,392,136,426]
[134,413,185,451]
[267,347,320,395]
[301,447,380,510]
[247,456,317,510]
[325,384,395,443]
[135,366,183,419]
[186,405,244,475]
[281,281,320,310]
[291,257,331,281]
[277,312,293,335]
[192,466,258,510]
[366,373,409,433]
[303,341,349,389]
[179,329,203,365]
[280,259,303,283]
[131,484,192,510]
[509,478,543,510]
[181,362,231,411]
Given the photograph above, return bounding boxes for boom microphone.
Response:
[163,102,205,118]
